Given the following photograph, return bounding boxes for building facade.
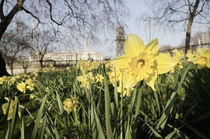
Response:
[199,29,210,49]
[29,41,103,64]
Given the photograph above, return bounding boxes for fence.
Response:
[159,42,210,53]
[6,59,105,74]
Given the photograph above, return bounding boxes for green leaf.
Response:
[146,122,162,138]
[32,95,47,139]
[156,91,177,130]
[114,68,119,108]
[94,108,105,139]
[134,87,143,118]
[56,91,64,114]
[165,128,179,139]
[125,121,132,139]
[20,115,25,139]
[156,64,192,130]
[8,96,19,139]
[104,76,114,139]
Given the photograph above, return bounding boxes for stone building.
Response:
[199,29,210,49]
[29,41,103,64]
[159,29,210,54]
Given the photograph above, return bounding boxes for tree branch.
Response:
[0,0,5,19]
[0,0,25,39]
[169,7,189,14]
[195,0,208,17]
[64,0,79,19]
[45,0,63,25]
[187,0,192,13]
[63,0,90,27]
[21,7,41,29]
[168,18,188,23]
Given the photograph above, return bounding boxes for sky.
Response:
[76,0,209,58]
[76,0,206,57]
[124,0,209,47]
[7,0,208,58]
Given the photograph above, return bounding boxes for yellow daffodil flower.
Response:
[26,85,34,91]
[186,49,196,62]
[0,76,8,84]
[111,34,177,91]
[95,74,104,83]
[17,82,26,93]
[171,49,184,70]
[25,79,32,85]
[45,87,50,93]
[107,67,121,86]
[25,79,34,91]
[66,66,70,70]
[7,76,16,86]
[194,47,210,68]
[77,72,94,89]
[30,94,35,99]
[76,60,98,73]
[63,97,78,114]
[2,97,22,120]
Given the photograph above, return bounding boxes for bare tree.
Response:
[0,0,125,77]
[0,20,31,74]
[0,31,31,75]
[30,29,57,68]
[146,0,210,55]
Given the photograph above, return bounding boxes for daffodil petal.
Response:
[122,73,138,89]
[196,47,203,54]
[145,72,157,91]
[156,53,177,74]
[111,55,129,70]
[124,34,145,56]
[144,38,159,55]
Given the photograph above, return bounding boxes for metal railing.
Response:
[12,59,104,68]
[159,42,210,53]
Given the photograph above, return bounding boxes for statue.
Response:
[84,40,88,51]
[82,40,89,60]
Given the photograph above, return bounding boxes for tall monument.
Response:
[83,40,89,60]
[116,25,125,57]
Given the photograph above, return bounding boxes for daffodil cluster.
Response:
[171,49,184,70]
[187,47,210,68]
[16,78,35,93]
[77,72,95,89]
[77,60,99,73]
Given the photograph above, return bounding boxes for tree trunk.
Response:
[0,52,10,77]
[185,19,193,55]
[184,0,200,55]
[40,60,43,68]
[10,62,14,75]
